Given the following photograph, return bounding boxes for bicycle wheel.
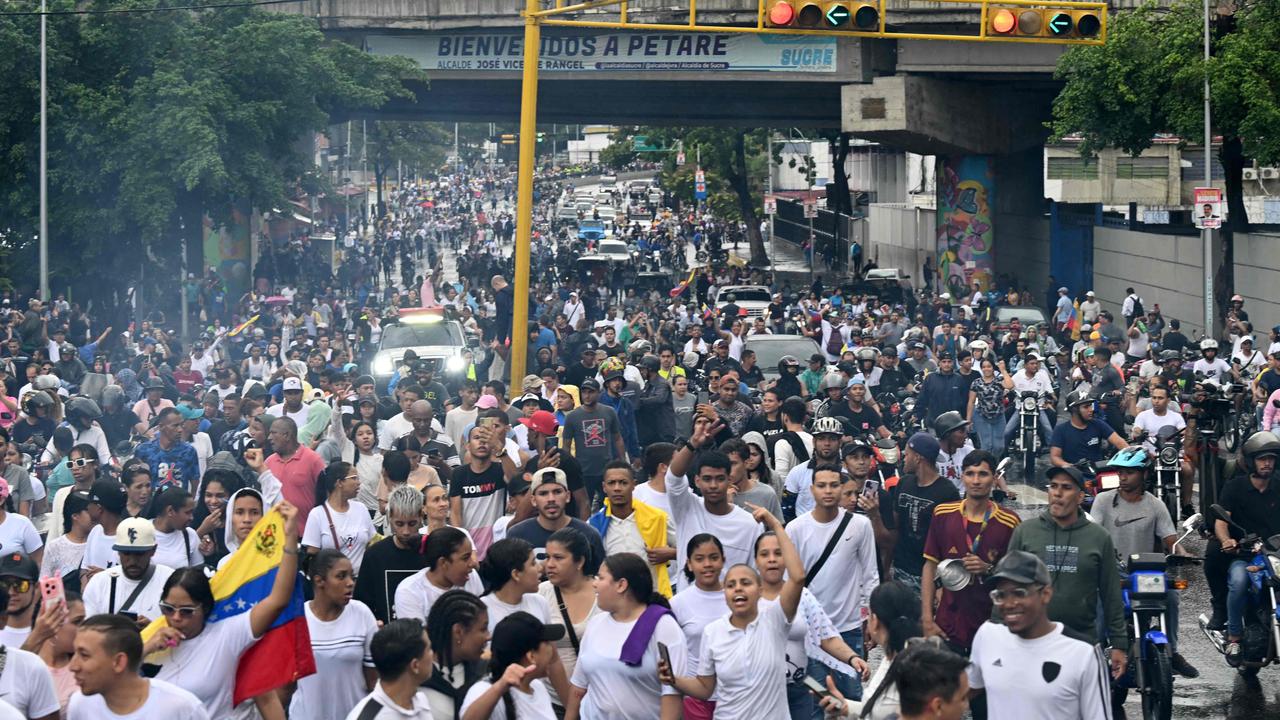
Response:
[1141,642,1174,720]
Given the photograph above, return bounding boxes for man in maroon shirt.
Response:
[265,416,325,531]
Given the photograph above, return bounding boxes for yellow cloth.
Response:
[603,498,673,598]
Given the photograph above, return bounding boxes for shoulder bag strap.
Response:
[354,699,384,720]
[323,502,341,550]
[108,575,118,614]
[804,511,854,588]
[119,565,157,614]
[182,525,192,564]
[553,585,581,654]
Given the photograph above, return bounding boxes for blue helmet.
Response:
[1106,446,1150,470]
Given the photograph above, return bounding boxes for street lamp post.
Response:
[508,0,541,388]
[1201,0,1213,336]
[39,0,48,302]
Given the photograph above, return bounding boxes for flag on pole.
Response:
[669,267,698,298]
[227,314,260,338]
[1067,300,1082,341]
[141,508,315,705]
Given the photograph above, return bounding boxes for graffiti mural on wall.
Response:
[936,155,995,299]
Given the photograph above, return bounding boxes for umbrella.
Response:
[263,296,291,306]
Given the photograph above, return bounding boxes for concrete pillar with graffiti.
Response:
[936,155,995,298]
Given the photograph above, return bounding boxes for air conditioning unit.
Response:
[1262,167,1280,180]
[1243,168,1259,180]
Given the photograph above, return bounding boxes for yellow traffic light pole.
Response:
[507,0,1106,388]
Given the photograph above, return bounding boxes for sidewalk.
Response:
[728,233,851,283]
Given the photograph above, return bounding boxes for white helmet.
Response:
[1199,338,1219,352]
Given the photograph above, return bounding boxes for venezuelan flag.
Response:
[227,314,260,338]
[1067,300,1082,342]
[141,509,316,705]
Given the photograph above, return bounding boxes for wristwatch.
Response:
[684,439,701,453]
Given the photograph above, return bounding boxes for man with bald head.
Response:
[406,399,459,471]
[265,415,326,530]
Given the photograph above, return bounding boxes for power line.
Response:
[0,0,306,16]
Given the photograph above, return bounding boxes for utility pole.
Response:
[767,129,775,270]
[38,0,48,301]
[508,0,541,388]
[179,218,188,340]
[1201,0,1213,336]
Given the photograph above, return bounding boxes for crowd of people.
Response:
[0,156,1275,720]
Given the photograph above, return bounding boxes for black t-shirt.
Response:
[1162,331,1190,355]
[1219,473,1280,542]
[506,517,606,572]
[10,417,55,447]
[827,403,884,436]
[745,413,786,455]
[522,453,585,518]
[563,362,597,389]
[352,537,429,625]
[99,409,142,450]
[888,473,960,577]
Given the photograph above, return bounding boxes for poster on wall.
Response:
[936,156,995,298]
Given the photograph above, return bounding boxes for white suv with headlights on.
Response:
[368,308,469,392]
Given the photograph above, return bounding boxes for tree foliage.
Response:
[0,0,421,310]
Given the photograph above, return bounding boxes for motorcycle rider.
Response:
[933,411,973,496]
[1000,353,1055,452]
[781,416,844,522]
[826,377,892,440]
[634,356,675,446]
[1158,349,1195,396]
[1130,382,1196,518]
[914,351,969,431]
[771,355,804,401]
[1087,347,1127,434]
[1214,430,1280,666]
[1049,390,1128,473]
[853,347,882,390]
[1088,447,1199,679]
[1193,338,1231,383]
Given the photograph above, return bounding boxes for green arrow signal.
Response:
[825,4,850,26]
[1047,12,1073,35]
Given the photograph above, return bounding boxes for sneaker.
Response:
[1171,653,1200,678]
[1207,609,1227,631]
[1182,504,1197,522]
[1225,640,1242,667]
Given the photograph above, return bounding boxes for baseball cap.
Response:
[1046,465,1086,490]
[841,439,875,458]
[529,467,568,492]
[357,394,377,406]
[475,394,499,409]
[1086,291,1096,297]
[1024,352,1042,362]
[989,550,1052,586]
[113,517,158,553]
[580,378,601,392]
[515,392,542,406]
[909,341,925,350]
[519,410,559,436]
[1057,286,1068,293]
[507,475,532,496]
[0,552,37,581]
[906,432,940,464]
[282,377,303,391]
[491,611,566,660]
[177,405,205,421]
[521,375,543,393]
[845,376,865,389]
[89,479,129,515]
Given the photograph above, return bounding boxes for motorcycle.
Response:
[1010,390,1047,480]
[1199,503,1280,677]
[1116,513,1202,720]
[1151,426,1186,523]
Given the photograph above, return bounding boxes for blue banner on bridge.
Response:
[366,31,838,73]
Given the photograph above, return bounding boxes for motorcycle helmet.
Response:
[811,416,845,437]
[819,373,846,393]
[638,356,661,373]
[33,375,60,392]
[101,385,125,411]
[682,351,701,369]
[65,396,102,427]
[1159,349,1182,363]
[22,390,54,416]
[854,347,880,363]
[628,339,652,358]
[1106,446,1151,471]
[932,411,970,439]
[1199,338,1219,352]
[1240,431,1280,474]
[969,339,989,354]
[1065,389,1093,411]
[777,355,801,375]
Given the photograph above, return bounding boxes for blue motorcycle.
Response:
[1199,504,1280,678]
[1116,514,1202,720]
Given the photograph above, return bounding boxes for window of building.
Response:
[1116,157,1167,179]
[1047,156,1099,180]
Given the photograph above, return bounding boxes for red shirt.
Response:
[266,445,326,531]
[923,500,1020,650]
[172,369,203,395]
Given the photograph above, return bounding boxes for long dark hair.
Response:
[868,581,921,656]
[546,527,594,578]
[161,567,216,619]
[426,589,486,680]
[423,527,469,571]
[602,553,669,610]
[315,460,352,507]
[681,533,724,584]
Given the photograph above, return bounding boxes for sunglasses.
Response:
[988,585,1044,604]
[66,458,96,469]
[159,602,201,618]
[0,579,31,594]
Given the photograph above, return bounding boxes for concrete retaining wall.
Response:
[1092,227,1206,336]
[868,203,934,286]
[1232,232,1280,332]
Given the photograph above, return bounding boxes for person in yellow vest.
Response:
[588,459,677,597]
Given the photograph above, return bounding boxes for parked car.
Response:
[849,268,912,306]
[991,305,1049,341]
[745,334,824,383]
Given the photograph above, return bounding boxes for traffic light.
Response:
[763,0,824,27]
[764,0,795,26]
[988,5,1102,38]
[536,132,546,143]
[819,1,879,30]
[500,134,516,145]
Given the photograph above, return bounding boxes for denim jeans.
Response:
[1004,409,1052,448]
[805,628,862,720]
[973,414,1004,459]
[1228,559,1252,638]
[785,679,814,720]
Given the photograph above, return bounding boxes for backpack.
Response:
[777,431,810,466]
[825,326,844,356]
[1130,294,1145,320]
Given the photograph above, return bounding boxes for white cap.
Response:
[113,517,157,553]
[282,377,303,391]
[1086,291,1096,297]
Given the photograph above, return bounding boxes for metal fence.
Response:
[772,197,865,274]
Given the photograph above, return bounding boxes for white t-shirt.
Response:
[481,593,551,634]
[266,403,311,428]
[669,586,728,677]
[0,645,60,718]
[968,621,1112,720]
[460,679,556,720]
[68,678,208,720]
[786,509,878,632]
[632,483,671,517]
[0,627,28,649]
[40,534,85,581]
[1193,357,1231,383]
[665,469,762,592]
[784,461,821,518]
[153,527,203,569]
[1010,368,1054,395]
[0,699,21,720]
[0,513,41,558]
[697,600,791,719]
[82,563,175,621]
[154,610,258,719]
[289,601,378,720]
[569,612,687,720]
[302,500,377,576]
[1132,408,1185,449]
[80,524,120,570]
[345,683,434,720]
[392,567,484,622]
